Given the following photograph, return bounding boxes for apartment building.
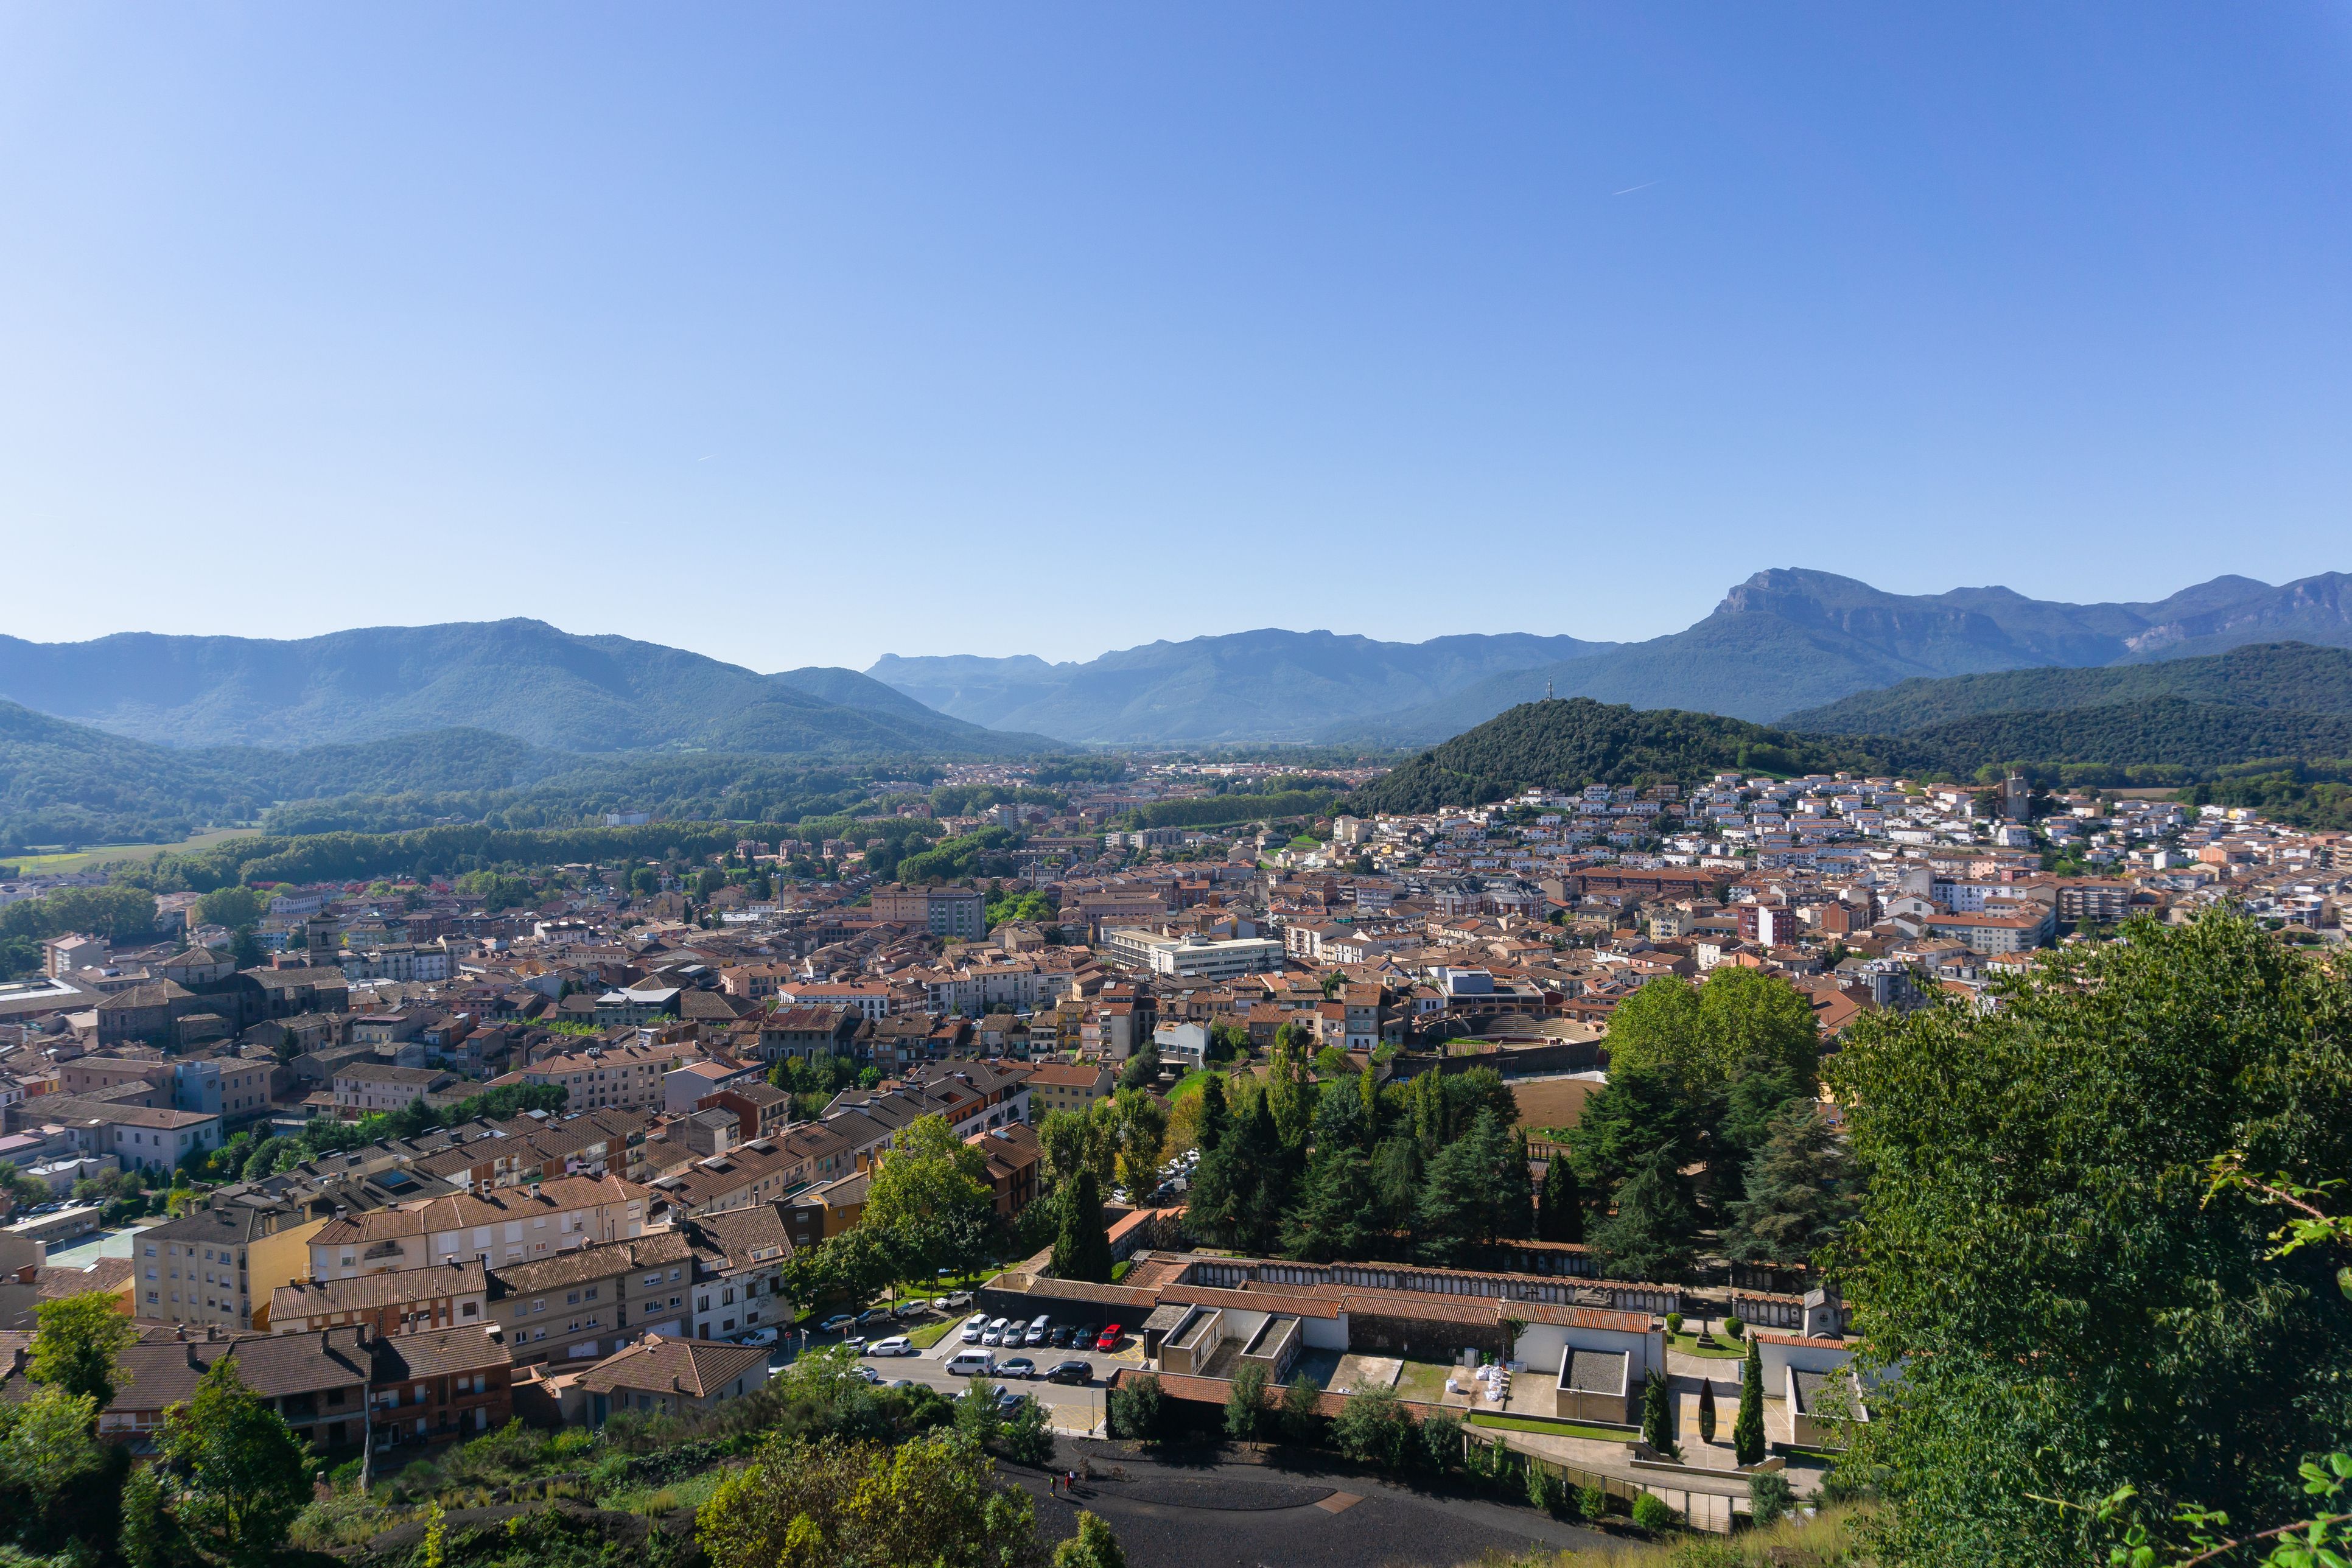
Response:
[306,1174,651,1280]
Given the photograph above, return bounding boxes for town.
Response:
[1,752,2343,1564]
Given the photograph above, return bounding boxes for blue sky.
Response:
[2,4,2348,671]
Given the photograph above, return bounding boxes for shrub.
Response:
[1748,1468,1794,1527]
[1578,1483,1609,1521]
[999,1395,1055,1466]
[1224,1361,1269,1443]
[1819,1461,1869,1505]
[1330,1385,1412,1468]
[1279,1375,1324,1447]
[1108,1372,1163,1441]
[1415,1412,1463,1472]
[1664,1312,1684,1337]
[1525,1460,1562,1514]
[1722,1315,1743,1339]
[1631,1491,1676,1530]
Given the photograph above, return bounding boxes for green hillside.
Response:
[1348,698,1881,813]
[0,699,948,852]
[1346,690,2352,815]
[1780,642,2352,733]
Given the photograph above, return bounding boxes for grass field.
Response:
[1167,1069,1212,1101]
[1466,1413,1641,1442]
[5,828,258,875]
[1667,1330,1746,1360]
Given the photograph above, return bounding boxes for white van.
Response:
[945,1350,996,1378]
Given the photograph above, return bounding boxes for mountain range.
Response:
[1350,642,2352,817]
[873,569,2352,743]
[0,620,1051,756]
[868,630,1616,746]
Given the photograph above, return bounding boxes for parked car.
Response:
[945,1350,996,1377]
[856,1306,894,1327]
[855,1364,882,1384]
[737,1327,779,1347]
[1048,1325,1076,1348]
[961,1314,989,1345]
[844,1335,869,1354]
[818,1314,857,1335]
[886,1378,918,1390]
[893,1299,928,1318]
[1023,1315,1050,1347]
[981,1317,1011,1346]
[940,1290,973,1309]
[1095,1323,1122,1351]
[867,1336,914,1357]
[1045,1359,1094,1385]
[998,1356,1037,1379]
[994,1385,1025,1414]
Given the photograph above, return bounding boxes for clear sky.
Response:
[3,4,2348,672]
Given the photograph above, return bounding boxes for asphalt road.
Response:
[1014,1438,1612,1568]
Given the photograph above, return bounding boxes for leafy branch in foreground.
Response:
[2065,1158,2352,1567]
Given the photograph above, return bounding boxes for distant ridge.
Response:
[1331,570,2352,742]
[0,620,1054,756]
[1780,642,2352,733]
[869,629,1618,744]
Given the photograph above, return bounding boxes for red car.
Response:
[1094,1323,1121,1351]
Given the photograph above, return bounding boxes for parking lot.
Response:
[768,1304,1149,1436]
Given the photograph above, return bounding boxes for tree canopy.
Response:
[1828,911,2352,1567]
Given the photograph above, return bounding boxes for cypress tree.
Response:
[1696,1374,1718,1444]
[1732,1334,1766,1465]
[1197,1073,1230,1155]
[1053,1168,1115,1283]
[1536,1150,1585,1244]
[1640,1367,1677,1458]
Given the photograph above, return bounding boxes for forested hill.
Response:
[1348,699,1879,813]
[1346,690,2352,814]
[0,700,900,851]
[1779,641,2352,733]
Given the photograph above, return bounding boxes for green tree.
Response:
[31,1290,135,1408]
[1595,976,1709,1090]
[161,1357,311,1567]
[191,886,265,932]
[1224,1360,1269,1443]
[1053,1511,1127,1568]
[1568,1061,1706,1199]
[1640,1367,1678,1458]
[1194,1072,1230,1155]
[121,1459,183,1568]
[1732,1335,1765,1466]
[1110,1088,1167,1195]
[1536,1149,1584,1244]
[0,1385,108,1534]
[1588,1152,1701,1283]
[1696,1375,1717,1446]
[1107,1372,1163,1442]
[1826,911,2352,1568]
[1281,1143,1377,1262]
[1052,1169,1114,1284]
[1037,1106,1118,1195]
[864,1114,994,1234]
[227,925,264,971]
[1279,1374,1324,1447]
[1369,1134,1423,1239]
[998,1394,1054,1466]
[1696,964,1819,1089]
[1413,1110,1530,1266]
[1116,1041,1160,1091]
[1721,1099,1858,1265]
[698,1430,1043,1568]
[1331,1384,1412,1468]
